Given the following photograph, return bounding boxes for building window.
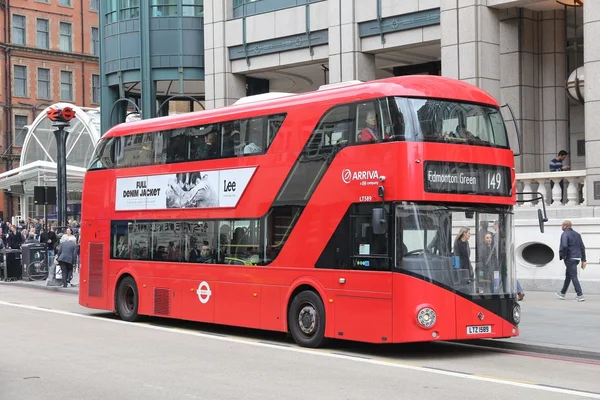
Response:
[233,0,323,18]
[59,0,72,6]
[90,0,99,11]
[106,0,118,23]
[14,65,27,97]
[12,15,25,45]
[92,75,100,104]
[91,27,99,56]
[120,0,140,20]
[14,116,28,148]
[38,68,51,99]
[37,19,50,49]
[151,0,177,16]
[59,22,72,52]
[182,0,203,16]
[577,140,585,157]
[61,71,73,101]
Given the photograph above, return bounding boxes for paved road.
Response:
[0,286,599,400]
[8,274,600,358]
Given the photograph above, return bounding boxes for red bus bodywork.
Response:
[79,76,519,346]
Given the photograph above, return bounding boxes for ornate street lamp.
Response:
[560,0,584,103]
[46,106,76,230]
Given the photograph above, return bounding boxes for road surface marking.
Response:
[0,300,599,399]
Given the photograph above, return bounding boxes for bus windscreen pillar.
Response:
[46,106,76,229]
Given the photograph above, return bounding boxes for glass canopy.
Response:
[20,103,101,169]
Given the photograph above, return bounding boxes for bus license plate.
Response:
[466,325,492,335]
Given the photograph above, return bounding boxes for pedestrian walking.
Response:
[556,220,586,302]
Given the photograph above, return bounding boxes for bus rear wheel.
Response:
[116,276,139,322]
[288,290,326,348]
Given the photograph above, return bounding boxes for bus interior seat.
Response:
[400,255,472,290]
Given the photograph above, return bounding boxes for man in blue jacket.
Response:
[556,220,586,302]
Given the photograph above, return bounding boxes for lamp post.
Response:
[560,0,585,104]
[46,106,76,230]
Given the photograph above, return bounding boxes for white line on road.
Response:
[1,300,599,399]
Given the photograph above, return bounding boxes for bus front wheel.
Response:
[288,290,326,348]
[116,276,139,322]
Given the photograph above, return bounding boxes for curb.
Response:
[0,281,79,294]
[467,339,600,361]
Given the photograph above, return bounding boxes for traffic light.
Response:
[46,106,76,123]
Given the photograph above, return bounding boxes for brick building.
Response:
[0,0,99,220]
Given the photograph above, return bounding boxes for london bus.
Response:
[80,75,525,348]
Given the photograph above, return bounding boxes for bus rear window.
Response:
[88,138,115,171]
[399,98,509,148]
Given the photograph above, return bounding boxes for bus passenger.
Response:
[198,244,214,263]
[477,232,498,293]
[188,241,200,263]
[243,125,263,154]
[194,132,218,159]
[453,227,473,279]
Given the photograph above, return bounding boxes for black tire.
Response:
[116,276,139,322]
[288,290,326,348]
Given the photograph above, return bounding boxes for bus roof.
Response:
[103,75,500,138]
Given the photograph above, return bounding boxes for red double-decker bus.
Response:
[79,75,523,348]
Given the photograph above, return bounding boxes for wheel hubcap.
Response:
[298,304,317,335]
[123,286,135,314]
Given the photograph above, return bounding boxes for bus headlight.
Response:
[512,303,521,325]
[417,307,437,328]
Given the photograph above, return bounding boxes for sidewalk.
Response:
[0,270,80,293]
[1,279,599,359]
[485,291,600,360]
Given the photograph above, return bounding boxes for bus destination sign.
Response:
[424,161,511,197]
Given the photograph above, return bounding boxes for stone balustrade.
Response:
[515,170,586,207]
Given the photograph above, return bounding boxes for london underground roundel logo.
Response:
[196,281,212,304]
[342,169,352,184]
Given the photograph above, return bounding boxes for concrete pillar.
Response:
[204,0,246,109]
[441,0,501,100]
[539,10,567,174]
[139,4,156,120]
[328,0,376,83]
[584,1,600,204]
[499,8,529,173]
[498,9,566,174]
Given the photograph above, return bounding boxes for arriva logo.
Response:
[341,168,379,184]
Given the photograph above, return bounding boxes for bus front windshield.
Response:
[396,97,509,148]
[395,204,515,297]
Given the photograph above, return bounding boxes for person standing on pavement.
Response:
[7,225,22,249]
[556,220,586,302]
[57,235,77,288]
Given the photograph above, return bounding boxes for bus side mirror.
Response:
[517,191,548,233]
[372,208,387,235]
[501,103,522,157]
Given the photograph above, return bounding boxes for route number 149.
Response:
[486,172,502,190]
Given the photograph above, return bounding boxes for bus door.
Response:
[325,204,393,343]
